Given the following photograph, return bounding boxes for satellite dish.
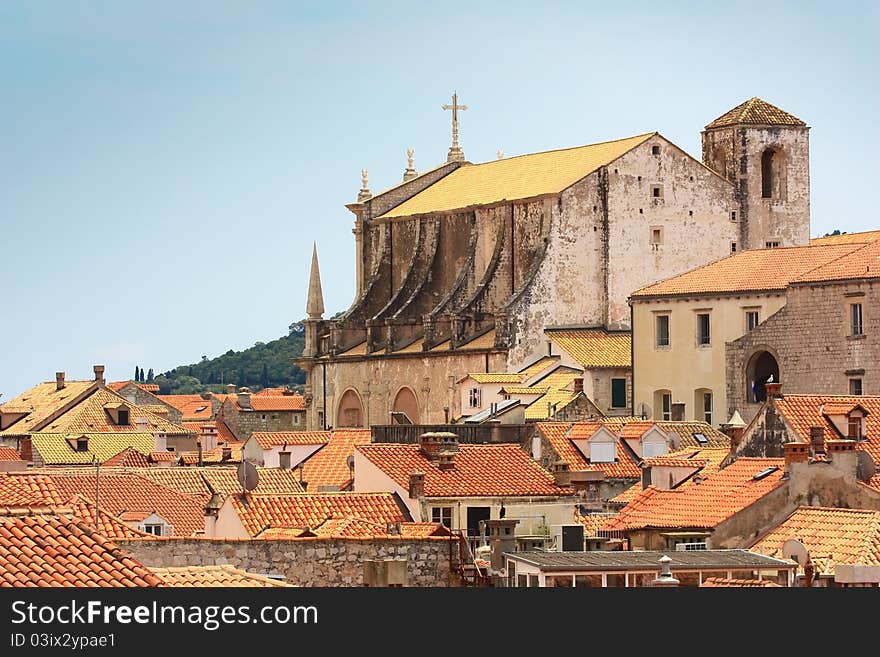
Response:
[857,451,876,483]
[781,537,809,565]
[237,460,260,492]
[637,403,651,421]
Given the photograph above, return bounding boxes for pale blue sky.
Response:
[1,1,877,398]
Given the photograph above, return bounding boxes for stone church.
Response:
[296,97,811,429]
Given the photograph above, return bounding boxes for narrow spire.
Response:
[403,147,417,182]
[306,242,325,319]
[357,168,372,202]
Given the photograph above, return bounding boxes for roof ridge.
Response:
[466,132,657,167]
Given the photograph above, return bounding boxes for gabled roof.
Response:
[182,420,236,444]
[810,229,880,246]
[65,494,152,540]
[31,433,156,465]
[0,507,163,587]
[517,356,561,381]
[792,239,880,284]
[524,367,584,420]
[631,244,862,299]
[251,431,329,450]
[301,429,371,491]
[109,381,160,394]
[103,446,151,467]
[461,373,523,384]
[357,443,570,497]
[601,458,785,532]
[151,565,293,587]
[749,506,880,575]
[378,133,656,219]
[602,419,730,450]
[536,422,641,480]
[48,470,205,536]
[157,394,214,420]
[705,97,806,129]
[229,492,409,537]
[546,328,631,368]
[0,380,97,435]
[126,466,304,500]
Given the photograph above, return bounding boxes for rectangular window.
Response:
[656,315,670,347]
[142,524,164,536]
[697,313,710,346]
[851,303,863,336]
[848,416,862,438]
[651,145,660,155]
[117,409,129,425]
[279,452,291,469]
[650,227,662,245]
[703,392,713,424]
[431,506,453,528]
[730,211,737,221]
[662,394,672,421]
[765,241,780,248]
[611,379,627,409]
[652,185,662,198]
[293,414,300,425]
[468,388,481,409]
[850,378,863,395]
[746,310,760,332]
[730,241,737,253]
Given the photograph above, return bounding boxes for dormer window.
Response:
[117,409,129,425]
[76,436,89,452]
[848,416,862,438]
[104,402,130,426]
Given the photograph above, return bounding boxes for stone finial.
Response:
[442,92,468,163]
[497,149,503,160]
[403,148,417,182]
[306,242,325,320]
[357,168,372,202]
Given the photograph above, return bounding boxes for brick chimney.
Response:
[408,472,425,499]
[55,372,65,391]
[200,391,213,401]
[437,450,456,471]
[809,426,825,456]
[18,436,32,462]
[671,402,686,421]
[784,441,809,465]
[237,387,252,410]
[552,460,571,487]
[419,432,458,461]
[573,378,584,394]
[93,365,105,385]
[221,445,232,461]
[765,382,783,400]
[226,384,236,395]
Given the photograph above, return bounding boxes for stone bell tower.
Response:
[702,97,810,250]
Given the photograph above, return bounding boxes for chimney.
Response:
[723,410,747,452]
[488,518,519,573]
[18,436,32,462]
[573,378,584,394]
[437,450,456,470]
[552,460,571,487]
[419,432,458,461]
[809,426,825,456]
[671,402,686,421]
[134,416,149,433]
[55,372,65,391]
[651,555,680,587]
[221,445,232,461]
[226,384,236,395]
[826,439,859,478]
[783,441,809,465]
[408,472,425,499]
[765,382,783,400]
[200,391,213,401]
[93,365,105,384]
[237,387,252,410]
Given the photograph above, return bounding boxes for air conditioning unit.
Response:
[551,525,585,552]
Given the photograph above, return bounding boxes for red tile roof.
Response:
[0,476,47,506]
[0,507,163,587]
[5,473,65,505]
[536,422,641,479]
[357,443,571,497]
[631,244,861,298]
[794,239,880,284]
[302,429,371,491]
[700,577,781,587]
[151,565,292,587]
[156,394,214,420]
[749,506,880,575]
[227,394,306,412]
[601,458,785,532]
[811,230,880,246]
[252,431,330,450]
[705,97,805,129]
[103,447,151,467]
[182,420,237,445]
[230,492,408,537]
[48,470,205,536]
[109,381,160,393]
[127,466,304,500]
[66,494,151,540]
[0,447,22,461]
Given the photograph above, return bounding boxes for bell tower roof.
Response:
[306,242,325,319]
[705,97,806,130]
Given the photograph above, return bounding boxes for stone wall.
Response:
[118,537,457,587]
[115,384,184,424]
[727,279,879,421]
[217,402,301,442]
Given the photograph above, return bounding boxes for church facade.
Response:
[296,97,811,429]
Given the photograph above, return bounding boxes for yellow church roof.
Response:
[547,328,631,368]
[377,133,656,219]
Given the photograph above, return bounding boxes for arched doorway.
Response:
[747,351,779,403]
[391,387,420,424]
[336,389,364,428]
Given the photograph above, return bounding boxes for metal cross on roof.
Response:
[442,92,468,163]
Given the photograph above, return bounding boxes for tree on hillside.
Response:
[146,368,154,382]
[261,362,269,389]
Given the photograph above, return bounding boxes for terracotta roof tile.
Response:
[230,492,408,537]
[700,577,781,587]
[631,244,861,298]
[705,97,806,129]
[810,230,880,246]
[156,394,215,420]
[4,473,65,505]
[793,239,880,284]
[547,328,631,368]
[0,446,22,461]
[0,476,47,506]
[459,329,497,350]
[126,466,304,500]
[463,373,523,384]
[252,431,330,450]
[103,447,151,467]
[749,506,880,575]
[0,507,163,587]
[109,381,160,394]
[66,494,151,540]
[0,380,97,436]
[378,133,655,219]
[357,443,570,497]
[524,368,584,420]
[536,422,641,479]
[302,429,371,490]
[516,356,560,381]
[32,433,156,465]
[151,565,293,587]
[250,395,305,411]
[601,458,785,532]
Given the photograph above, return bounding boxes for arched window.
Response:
[391,387,419,424]
[336,389,364,428]
[746,351,780,403]
[761,148,786,199]
[653,389,673,421]
[694,388,713,424]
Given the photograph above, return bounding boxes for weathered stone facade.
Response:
[217,398,304,442]
[117,537,456,587]
[299,100,811,428]
[727,279,879,421]
[114,383,184,424]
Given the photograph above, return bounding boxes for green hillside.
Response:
[149,322,307,395]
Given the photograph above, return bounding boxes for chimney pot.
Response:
[226,384,236,394]
[553,460,571,487]
[809,426,825,455]
[784,441,810,465]
[93,365,105,384]
[408,472,425,499]
[237,389,252,410]
[55,372,65,390]
[765,382,783,400]
[671,402,686,422]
